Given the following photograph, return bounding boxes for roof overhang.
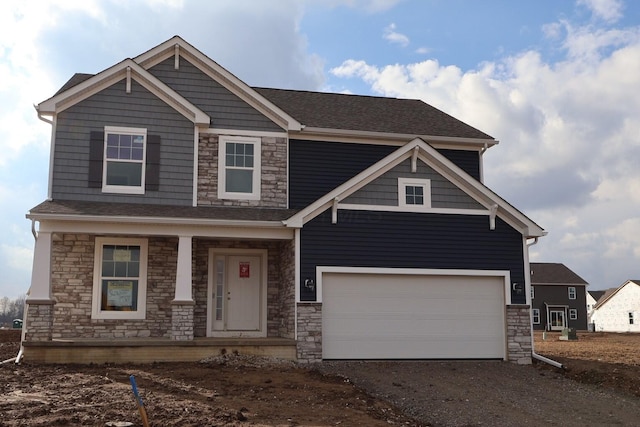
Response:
[37,59,210,127]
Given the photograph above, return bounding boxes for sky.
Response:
[1,0,639,299]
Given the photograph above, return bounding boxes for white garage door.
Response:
[322,272,506,359]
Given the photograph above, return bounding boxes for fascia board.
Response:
[135,36,302,132]
[37,59,210,126]
[292,127,498,151]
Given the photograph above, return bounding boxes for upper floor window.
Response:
[532,308,540,324]
[218,135,261,200]
[568,286,576,300]
[398,178,431,209]
[103,126,146,194]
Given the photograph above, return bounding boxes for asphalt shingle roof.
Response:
[530,262,588,285]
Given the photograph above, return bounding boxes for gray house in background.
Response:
[530,262,588,331]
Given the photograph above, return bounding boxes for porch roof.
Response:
[28,200,298,223]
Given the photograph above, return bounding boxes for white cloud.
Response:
[578,0,624,23]
[383,23,410,47]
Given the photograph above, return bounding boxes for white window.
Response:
[218,135,261,200]
[531,286,535,299]
[569,309,578,320]
[92,237,148,320]
[398,178,431,209]
[532,308,540,324]
[568,286,576,300]
[630,312,635,325]
[103,126,146,194]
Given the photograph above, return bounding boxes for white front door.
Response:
[208,250,266,337]
[549,310,566,331]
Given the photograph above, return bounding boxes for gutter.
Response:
[527,237,565,369]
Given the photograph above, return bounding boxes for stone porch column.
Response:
[171,235,194,340]
[506,304,533,364]
[26,230,55,341]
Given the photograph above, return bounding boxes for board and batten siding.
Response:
[299,210,527,304]
[148,57,282,132]
[52,79,195,205]
[289,139,483,209]
[343,158,484,209]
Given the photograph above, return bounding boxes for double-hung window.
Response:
[568,286,576,300]
[103,126,146,194]
[532,308,540,324]
[569,309,578,320]
[218,135,261,200]
[398,178,431,209]
[92,237,148,320]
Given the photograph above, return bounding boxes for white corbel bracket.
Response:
[125,66,132,94]
[174,44,180,70]
[489,204,498,230]
[332,197,340,224]
[411,146,420,173]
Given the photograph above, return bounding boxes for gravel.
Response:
[317,360,640,426]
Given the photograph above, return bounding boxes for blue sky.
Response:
[1,0,639,299]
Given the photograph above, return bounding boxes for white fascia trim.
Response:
[314,266,512,305]
[37,59,210,126]
[192,125,199,206]
[47,116,57,201]
[293,127,498,150]
[28,214,286,228]
[337,203,490,216]
[35,219,294,240]
[134,36,302,131]
[203,128,288,139]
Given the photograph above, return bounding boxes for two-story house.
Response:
[530,262,588,331]
[24,36,545,364]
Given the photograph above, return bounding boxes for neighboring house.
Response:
[24,36,545,364]
[530,263,588,331]
[587,290,606,323]
[590,280,640,332]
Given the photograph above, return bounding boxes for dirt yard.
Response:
[1,329,640,426]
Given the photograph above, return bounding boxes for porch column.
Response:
[26,230,55,341]
[172,235,194,341]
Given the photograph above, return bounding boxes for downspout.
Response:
[527,237,564,369]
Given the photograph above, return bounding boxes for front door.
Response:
[549,310,566,331]
[208,250,266,337]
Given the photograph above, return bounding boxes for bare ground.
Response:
[1,330,640,426]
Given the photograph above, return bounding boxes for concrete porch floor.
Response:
[21,337,297,364]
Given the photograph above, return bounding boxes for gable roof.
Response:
[593,280,640,309]
[284,137,545,238]
[588,290,606,302]
[43,36,497,146]
[37,59,210,126]
[530,263,588,285]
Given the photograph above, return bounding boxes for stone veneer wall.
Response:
[197,134,287,207]
[296,303,323,363]
[192,239,288,338]
[506,305,533,364]
[277,239,296,338]
[25,303,54,342]
[49,234,177,339]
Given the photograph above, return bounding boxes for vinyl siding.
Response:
[148,57,282,132]
[289,139,482,209]
[343,159,484,209]
[52,79,194,205]
[531,285,588,330]
[300,211,526,303]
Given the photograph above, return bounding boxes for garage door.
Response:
[322,272,506,359]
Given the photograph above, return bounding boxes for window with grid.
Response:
[218,136,261,200]
[103,126,146,194]
[398,178,431,209]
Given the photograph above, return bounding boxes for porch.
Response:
[22,336,297,364]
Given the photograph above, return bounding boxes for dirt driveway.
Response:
[2,330,640,426]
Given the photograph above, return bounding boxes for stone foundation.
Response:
[506,304,533,364]
[296,303,322,363]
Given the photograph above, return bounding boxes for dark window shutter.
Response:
[88,131,104,188]
[146,134,161,191]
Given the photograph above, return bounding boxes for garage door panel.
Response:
[322,272,506,359]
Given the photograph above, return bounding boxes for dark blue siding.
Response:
[300,211,526,303]
[289,140,481,208]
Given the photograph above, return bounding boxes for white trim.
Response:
[47,115,57,200]
[102,126,147,195]
[294,229,301,337]
[336,204,490,216]
[206,248,268,338]
[92,237,148,320]
[398,177,431,209]
[27,231,53,301]
[217,135,261,201]
[192,125,199,207]
[35,219,294,240]
[568,286,577,300]
[313,266,512,305]
[532,308,541,324]
[569,308,578,320]
[37,59,210,126]
[203,128,288,139]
